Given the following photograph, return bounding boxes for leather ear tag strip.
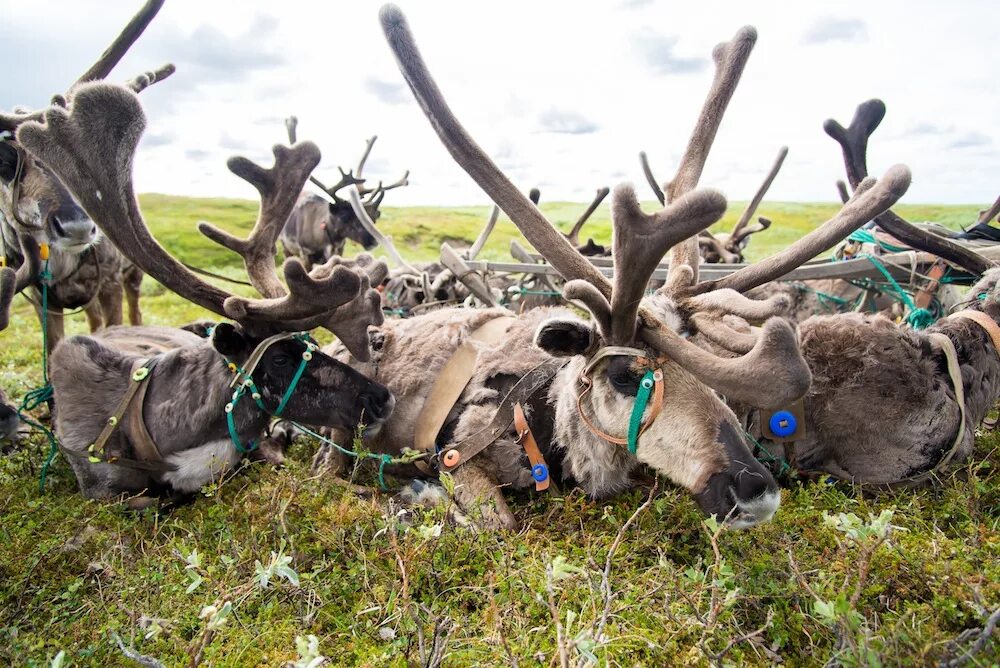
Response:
[514,402,550,492]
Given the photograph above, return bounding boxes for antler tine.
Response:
[565,187,610,246]
[690,165,913,296]
[344,185,421,274]
[665,26,757,283]
[610,184,727,342]
[123,63,175,93]
[198,142,322,298]
[825,99,993,275]
[466,204,500,260]
[730,145,787,242]
[319,166,367,202]
[528,188,541,205]
[380,5,610,297]
[74,0,165,84]
[285,116,298,145]
[356,135,377,178]
[638,151,666,205]
[835,180,850,204]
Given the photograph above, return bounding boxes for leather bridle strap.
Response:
[436,357,568,473]
[8,142,28,228]
[949,310,1000,355]
[514,402,550,492]
[575,347,666,451]
[413,315,516,457]
[84,357,178,472]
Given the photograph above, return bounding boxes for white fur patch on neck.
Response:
[161,438,241,493]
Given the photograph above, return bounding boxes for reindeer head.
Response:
[0,139,98,253]
[0,0,175,327]
[16,82,395,433]
[284,119,409,253]
[380,5,916,526]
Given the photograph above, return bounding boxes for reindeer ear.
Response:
[534,318,597,357]
[211,322,250,357]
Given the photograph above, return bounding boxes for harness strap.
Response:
[514,402,550,492]
[949,309,1000,354]
[9,142,27,228]
[85,358,177,472]
[576,364,665,450]
[437,358,568,473]
[413,315,516,457]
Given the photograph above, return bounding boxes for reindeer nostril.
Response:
[50,215,66,237]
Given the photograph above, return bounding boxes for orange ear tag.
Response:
[442,449,461,468]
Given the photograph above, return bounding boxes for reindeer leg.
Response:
[311,426,351,474]
[449,460,518,531]
[84,302,103,332]
[124,265,143,325]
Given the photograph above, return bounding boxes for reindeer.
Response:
[308,7,911,531]
[279,117,409,270]
[15,82,395,505]
[715,101,1000,485]
[0,1,167,345]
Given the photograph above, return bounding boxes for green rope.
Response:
[26,259,60,491]
[745,429,792,478]
[512,287,563,297]
[288,421,428,490]
[858,254,935,329]
[848,229,908,253]
[627,370,655,455]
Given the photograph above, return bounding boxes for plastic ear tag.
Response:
[761,400,806,442]
[39,243,50,261]
[132,367,150,382]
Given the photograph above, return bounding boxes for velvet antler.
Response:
[380,5,812,408]
[825,99,993,275]
[17,83,383,360]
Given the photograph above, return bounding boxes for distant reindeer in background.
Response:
[0,1,167,347]
[279,117,409,269]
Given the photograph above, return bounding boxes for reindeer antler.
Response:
[17,83,384,360]
[825,99,993,275]
[565,187,610,247]
[0,0,172,133]
[730,146,786,246]
[380,5,814,408]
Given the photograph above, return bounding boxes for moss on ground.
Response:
[0,197,996,667]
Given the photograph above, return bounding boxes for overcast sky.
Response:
[2,1,997,206]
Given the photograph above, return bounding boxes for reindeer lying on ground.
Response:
[16,82,394,505]
[309,7,909,531]
[0,1,164,345]
[711,101,1000,484]
[280,117,409,270]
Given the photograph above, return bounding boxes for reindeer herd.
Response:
[1,1,999,531]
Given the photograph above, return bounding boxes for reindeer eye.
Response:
[271,355,290,368]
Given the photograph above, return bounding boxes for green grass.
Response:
[0,197,996,667]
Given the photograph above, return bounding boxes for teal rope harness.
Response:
[18,254,61,491]
[627,370,655,455]
[857,253,935,328]
[847,228,908,253]
[223,333,317,454]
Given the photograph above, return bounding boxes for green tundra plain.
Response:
[0,196,996,667]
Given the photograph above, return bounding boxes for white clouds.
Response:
[2,0,999,205]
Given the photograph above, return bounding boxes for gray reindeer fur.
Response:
[327,303,780,530]
[771,270,1000,483]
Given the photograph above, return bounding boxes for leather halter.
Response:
[575,346,666,452]
[5,141,28,229]
[948,309,1000,355]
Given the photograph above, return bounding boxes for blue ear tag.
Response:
[769,410,797,438]
[531,463,549,482]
